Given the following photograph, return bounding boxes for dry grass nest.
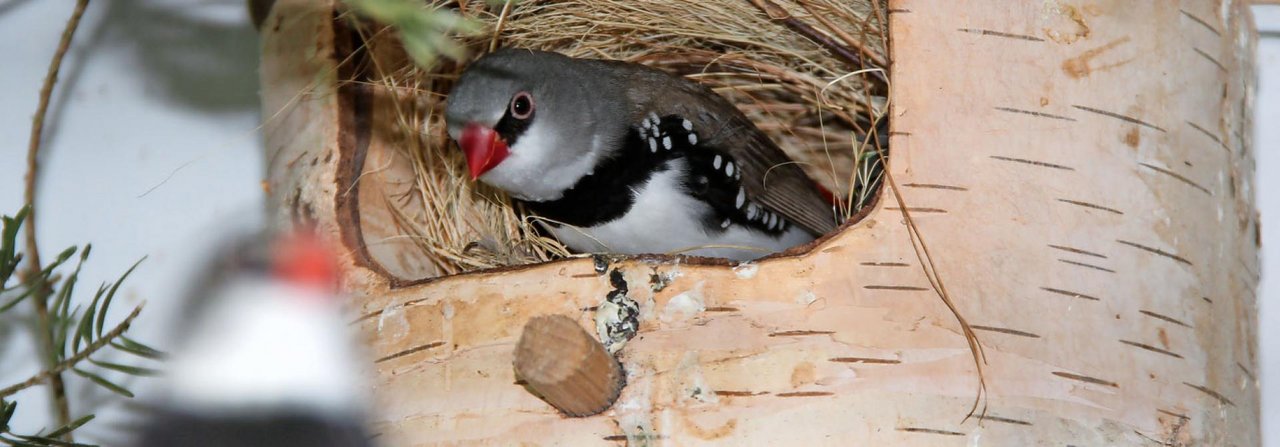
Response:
[346,0,890,278]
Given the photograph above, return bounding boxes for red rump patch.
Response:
[815,183,840,206]
[272,231,339,292]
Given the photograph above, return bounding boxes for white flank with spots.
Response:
[546,160,812,261]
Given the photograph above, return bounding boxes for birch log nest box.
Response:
[260,0,1261,444]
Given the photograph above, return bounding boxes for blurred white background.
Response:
[1258,6,1280,445]
[0,1,1277,445]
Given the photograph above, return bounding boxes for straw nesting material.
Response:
[355,0,889,276]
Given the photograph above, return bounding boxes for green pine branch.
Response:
[0,208,161,447]
[340,0,515,68]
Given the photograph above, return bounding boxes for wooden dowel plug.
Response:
[513,315,625,417]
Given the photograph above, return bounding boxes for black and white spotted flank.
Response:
[526,112,811,260]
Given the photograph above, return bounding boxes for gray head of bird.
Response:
[445,48,628,202]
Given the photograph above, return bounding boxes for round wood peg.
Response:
[513,315,625,417]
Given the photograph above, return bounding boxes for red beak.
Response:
[459,124,510,180]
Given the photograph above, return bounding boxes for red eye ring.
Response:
[510,91,534,120]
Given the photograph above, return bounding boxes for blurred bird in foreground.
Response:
[133,230,373,447]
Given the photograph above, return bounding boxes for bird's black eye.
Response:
[510,91,534,120]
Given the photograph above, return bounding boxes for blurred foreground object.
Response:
[134,231,373,447]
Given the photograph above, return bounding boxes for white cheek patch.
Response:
[512,123,556,167]
[481,121,602,202]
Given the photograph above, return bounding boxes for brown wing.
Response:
[615,63,838,236]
